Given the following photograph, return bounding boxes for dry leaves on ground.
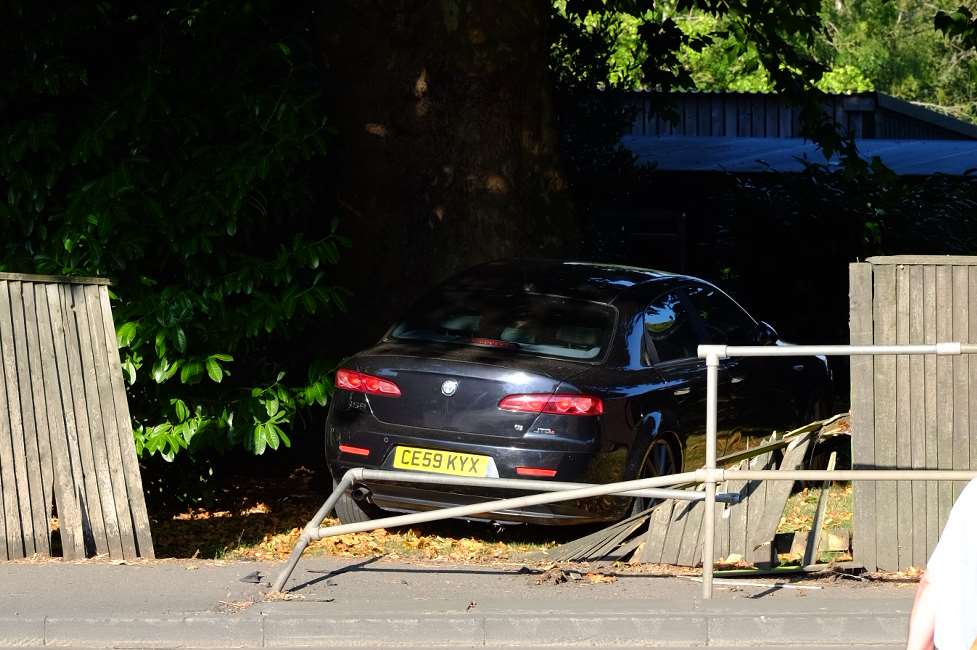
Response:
[151,469,563,563]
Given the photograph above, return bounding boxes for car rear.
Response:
[325,289,622,524]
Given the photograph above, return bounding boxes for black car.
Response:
[325,260,831,525]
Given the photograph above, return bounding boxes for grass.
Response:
[778,482,853,533]
[776,482,853,565]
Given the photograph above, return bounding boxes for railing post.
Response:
[702,351,720,600]
[271,469,361,592]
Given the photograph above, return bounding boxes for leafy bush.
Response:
[0,1,342,460]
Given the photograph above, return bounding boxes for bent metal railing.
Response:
[270,468,740,592]
[272,342,977,599]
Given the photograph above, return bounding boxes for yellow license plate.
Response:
[392,446,492,477]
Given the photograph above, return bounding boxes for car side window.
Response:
[643,290,700,364]
[685,283,757,345]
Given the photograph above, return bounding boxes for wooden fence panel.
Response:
[952,267,970,504]
[923,265,939,559]
[0,283,23,559]
[908,266,927,568]
[61,284,111,555]
[970,268,977,493]
[746,451,774,566]
[895,265,912,570]
[10,282,51,557]
[0,274,152,559]
[873,264,898,571]
[637,432,797,567]
[935,266,953,542]
[23,287,56,553]
[34,285,85,559]
[852,257,977,571]
[97,286,154,558]
[849,263,876,570]
[0,281,35,557]
[46,283,95,555]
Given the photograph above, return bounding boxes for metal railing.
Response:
[696,341,977,598]
[272,342,977,599]
[271,468,740,592]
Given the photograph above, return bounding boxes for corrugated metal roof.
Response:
[625,91,977,140]
[621,135,977,175]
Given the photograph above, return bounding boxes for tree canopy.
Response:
[562,0,977,122]
[1,0,975,472]
[1,1,341,460]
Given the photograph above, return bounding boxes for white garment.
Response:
[927,478,977,650]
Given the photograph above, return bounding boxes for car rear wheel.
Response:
[630,436,679,516]
[332,479,387,525]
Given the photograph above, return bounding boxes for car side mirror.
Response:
[754,321,779,346]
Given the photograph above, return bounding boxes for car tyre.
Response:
[332,479,386,525]
[629,436,680,517]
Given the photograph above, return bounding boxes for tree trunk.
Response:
[320,0,576,349]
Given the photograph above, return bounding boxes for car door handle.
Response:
[731,376,745,384]
[673,387,691,396]
[792,364,805,372]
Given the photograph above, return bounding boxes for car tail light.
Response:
[338,444,370,457]
[336,369,402,397]
[498,393,603,416]
[516,467,557,477]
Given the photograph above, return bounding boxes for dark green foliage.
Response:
[818,1,976,122]
[936,5,977,50]
[0,1,342,460]
[716,164,977,348]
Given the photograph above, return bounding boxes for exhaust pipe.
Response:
[351,486,372,502]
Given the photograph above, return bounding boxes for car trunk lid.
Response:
[352,342,589,438]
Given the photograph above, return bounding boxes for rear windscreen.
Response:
[389,292,616,361]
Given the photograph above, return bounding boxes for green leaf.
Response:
[253,424,267,455]
[155,332,167,358]
[180,359,204,384]
[211,353,233,362]
[206,358,223,383]
[122,359,137,385]
[174,327,187,354]
[144,435,159,454]
[277,427,291,448]
[178,422,195,444]
[117,321,138,348]
[266,423,280,449]
[315,384,328,407]
[172,399,189,421]
[152,358,181,384]
[265,396,279,417]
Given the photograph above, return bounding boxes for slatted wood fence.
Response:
[850,256,977,572]
[0,273,153,560]
[636,431,809,566]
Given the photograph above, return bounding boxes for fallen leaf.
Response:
[585,572,617,584]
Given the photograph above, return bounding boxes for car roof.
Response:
[444,259,687,303]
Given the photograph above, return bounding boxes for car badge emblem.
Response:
[441,379,459,397]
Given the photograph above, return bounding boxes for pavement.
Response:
[0,556,915,648]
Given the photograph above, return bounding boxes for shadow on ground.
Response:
[151,468,599,561]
